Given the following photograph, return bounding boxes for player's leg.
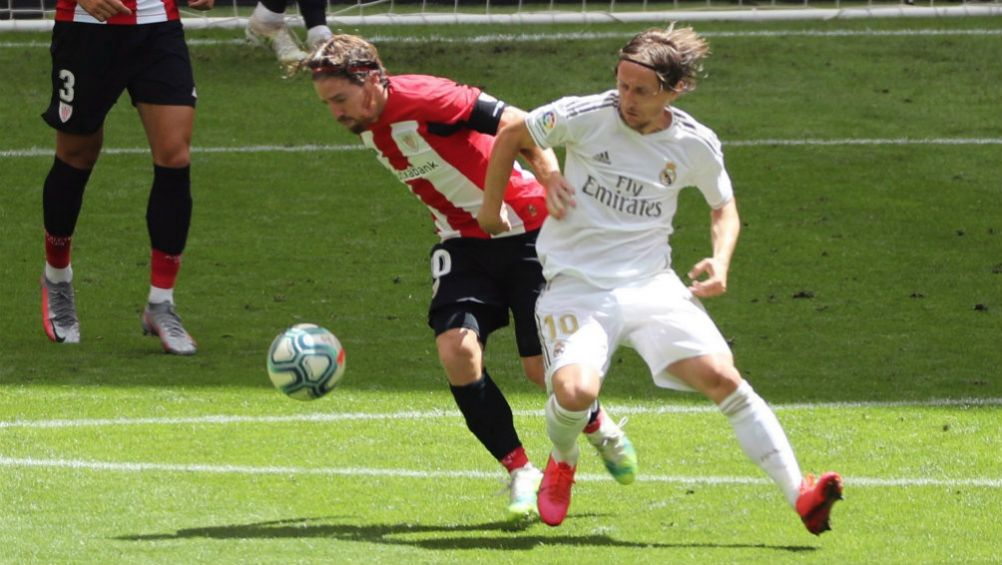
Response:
[670,353,805,499]
[133,103,197,355]
[429,239,541,520]
[630,271,839,533]
[247,0,308,69]
[668,355,842,533]
[434,308,541,521]
[582,401,637,485]
[40,131,103,344]
[436,319,523,465]
[39,22,123,344]
[296,0,332,49]
[630,271,801,502]
[131,21,199,355]
[503,231,636,483]
[534,277,615,526]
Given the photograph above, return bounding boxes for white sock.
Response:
[306,25,333,49]
[545,394,588,465]
[252,2,286,24]
[148,286,174,305]
[45,263,73,284]
[720,380,803,507]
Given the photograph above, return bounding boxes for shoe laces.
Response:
[500,467,540,499]
[545,463,576,504]
[46,281,78,324]
[592,417,629,454]
[150,304,188,338]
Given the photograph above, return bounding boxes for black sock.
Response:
[42,156,91,237]
[297,0,328,30]
[146,164,192,255]
[258,0,288,14]
[449,370,521,461]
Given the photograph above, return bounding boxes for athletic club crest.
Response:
[58,101,73,123]
[399,131,421,153]
[660,162,678,185]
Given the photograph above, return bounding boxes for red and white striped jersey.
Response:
[55,0,180,24]
[359,74,547,241]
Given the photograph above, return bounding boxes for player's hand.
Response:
[477,207,512,235]
[187,0,214,10]
[687,257,728,298]
[78,0,131,21]
[543,173,576,219]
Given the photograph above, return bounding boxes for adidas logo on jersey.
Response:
[592,151,611,165]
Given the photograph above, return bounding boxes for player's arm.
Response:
[77,0,131,21]
[478,117,539,235]
[467,93,561,182]
[187,0,214,10]
[688,198,740,298]
[496,106,561,186]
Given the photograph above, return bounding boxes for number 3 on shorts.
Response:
[58,69,75,103]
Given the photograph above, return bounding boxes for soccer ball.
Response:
[267,323,346,400]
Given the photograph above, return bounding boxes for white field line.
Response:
[1,456,999,488]
[2,397,999,488]
[2,28,1001,49]
[3,137,1000,159]
[0,144,366,159]
[1,397,999,430]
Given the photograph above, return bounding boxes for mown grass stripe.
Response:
[2,456,999,488]
[3,137,1000,159]
[2,397,999,429]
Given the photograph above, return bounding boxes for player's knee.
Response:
[154,148,191,169]
[551,367,600,411]
[436,328,482,381]
[669,355,742,403]
[704,366,742,404]
[56,134,102,169]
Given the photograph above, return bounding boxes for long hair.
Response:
[303,34,388,85]
[618,23,710,93]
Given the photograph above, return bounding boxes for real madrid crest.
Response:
[660,162,678,186]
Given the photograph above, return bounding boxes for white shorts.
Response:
[536,272,732,391]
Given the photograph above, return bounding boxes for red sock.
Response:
[500,446,530,473]
[45,231,72,269]
[150,249,182,289]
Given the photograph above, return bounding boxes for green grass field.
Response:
[2,16,1001,565]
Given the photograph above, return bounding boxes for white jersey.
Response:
[525,90,734,288]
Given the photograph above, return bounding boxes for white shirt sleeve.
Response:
[525,97,580,150]
[691,136,734,209]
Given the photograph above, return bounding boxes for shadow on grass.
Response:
[116,515,816,553]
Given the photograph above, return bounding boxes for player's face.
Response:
[615,60,678,134]
[314,75,383,134]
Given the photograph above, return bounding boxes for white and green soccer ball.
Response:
[267,323,346,400]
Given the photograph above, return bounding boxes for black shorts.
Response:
[41,20,196,135]
[428,231,545,358]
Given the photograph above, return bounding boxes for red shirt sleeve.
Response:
[382,75,482,125]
